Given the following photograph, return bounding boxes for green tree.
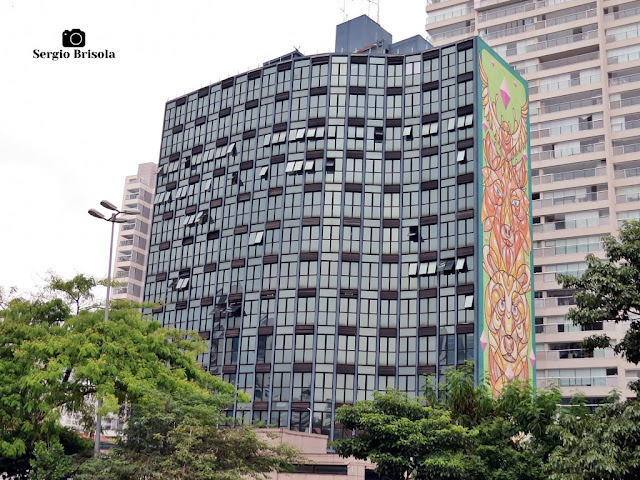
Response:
[546,401,640,480]
[333,365,561,480]
[47,273,99,314]
[0,296,237,478]
[0,298,75,479]
[75,389,300,480]
[559,220,640,391]
[333,390,477,480]
[424,362,493,428]
[28,440,72,480]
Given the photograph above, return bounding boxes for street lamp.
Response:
[88,200,140,458]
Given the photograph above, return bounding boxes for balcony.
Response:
[429,24,474,42]
[609,72,640,87]
[532,190,608,209]
[544,8,597,28]
[537,240,604,258]
[614,139,640,155]
[531,142,605,162]
[611,93,640,109]
[611,118,640,132]
[537,376,618,387]
[528,30,599,55]
[605,5,640,22]
[115,271,130,279]
[535,296,576,309]
[615,166,640,179]
[625,375,640,385]
[608,50,640,65]
[480,8,596,41]
[119,239,134,247]
[532,95,602,116]
[616,192,640,204]
[535,321,609,335]
[122,223,136,231]
[427,5,473,24]
[478,2,537,23]
[477,0,574,21]
[618,215,640,227]
[606,25,640,42]
[117,255,132,262]
[531,72,600,95]
[533,246,556,258]
[534,272,556,284]
[532,166,606,186]
[533,215,609,233]
[536,347,616,361]
[532,119,603,139]
[483,23,533,41]
[517,51,599,75]
[534,271,578,284]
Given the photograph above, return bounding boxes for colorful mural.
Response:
[477,42,534,396]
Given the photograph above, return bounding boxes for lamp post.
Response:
[88,200,140,458]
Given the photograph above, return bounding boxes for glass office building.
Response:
[144,19,532,440]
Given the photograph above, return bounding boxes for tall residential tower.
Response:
[112,162,156,302]
[426,0,640,401]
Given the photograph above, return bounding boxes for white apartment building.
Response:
[426,0,640,401]
[112,162,156,302]
[59,162,156,437]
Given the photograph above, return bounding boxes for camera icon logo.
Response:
[62,29,86,48]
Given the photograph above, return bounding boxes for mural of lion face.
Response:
[483,246,531,395]
[481,159,531,274]
[479,47,533,396]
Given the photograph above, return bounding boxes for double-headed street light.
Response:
[88,200,140,458]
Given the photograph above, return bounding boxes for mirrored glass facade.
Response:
[144,36,529,440]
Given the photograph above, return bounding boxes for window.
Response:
[173,278,189,290]
[338,335,356,365]
[439,334,455,366]
[292,372,312,401]
[379,337,396,366]
[249,231,264,245]
[403,126,414,138]
[457,333,474,363]
[294,334,314,363]
[419,335,436,365]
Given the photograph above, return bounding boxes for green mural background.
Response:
[476,39,535,396]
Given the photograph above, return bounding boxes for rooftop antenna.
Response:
[366,0,380,23]
[339,0,347,22]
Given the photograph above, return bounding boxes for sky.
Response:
[0,0,426,296]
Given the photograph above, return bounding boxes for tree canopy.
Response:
[547,400,640,480]
[333,389,476,480]
[559,220,640,389]
[47,273,99,314]
[332,365,561,480]
[74,389,300,480]
[0,295,238,479]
